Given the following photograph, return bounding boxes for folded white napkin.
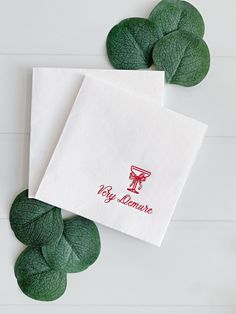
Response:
[29,68,165,198]
[35,76,207,246]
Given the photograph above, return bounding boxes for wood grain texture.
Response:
[0,0,235,312]
[1,306,236,314]
[1,220,236,305]
[0,0,234,57]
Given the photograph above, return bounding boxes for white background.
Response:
[0,0,236,313]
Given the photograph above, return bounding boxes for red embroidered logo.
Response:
[127,165,151,194]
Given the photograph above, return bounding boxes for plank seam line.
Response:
[1,304,236,307]
[1,218,236,222]
[0,53,235,59]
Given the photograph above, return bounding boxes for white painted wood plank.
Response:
[0,0,234,57]
[165,56,236,137]
[0,134,29,219]
[1,305,236,314]
[1,134,235,221]
[0,0,235,311]
[1,220,236,305]
[0,55,236,136]
[174,136,236,221]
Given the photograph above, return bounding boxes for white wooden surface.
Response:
[0,0,236,313]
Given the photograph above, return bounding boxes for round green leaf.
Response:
[152,30,210,87]
[10,190,63,246]
[42,216,101,273]
[15,247,67,301]
[149,0,205,38]
[106,17,160,69]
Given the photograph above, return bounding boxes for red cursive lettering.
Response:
[97,185,116,203]
[117,194,153,214]
[97,185,153,214]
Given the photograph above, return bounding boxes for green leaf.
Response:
[152,30,210,86]
[15,247,67,301]
[10,190,63,246]
[42,216,101,273]
[149,0,205,38]
[106,17,160,69]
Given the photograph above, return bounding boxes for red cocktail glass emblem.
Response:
[127,165,151,194]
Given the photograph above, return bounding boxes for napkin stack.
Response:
[29,68,207,246]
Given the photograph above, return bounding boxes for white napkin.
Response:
[29,68,165,198]
[35,76,207,246]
